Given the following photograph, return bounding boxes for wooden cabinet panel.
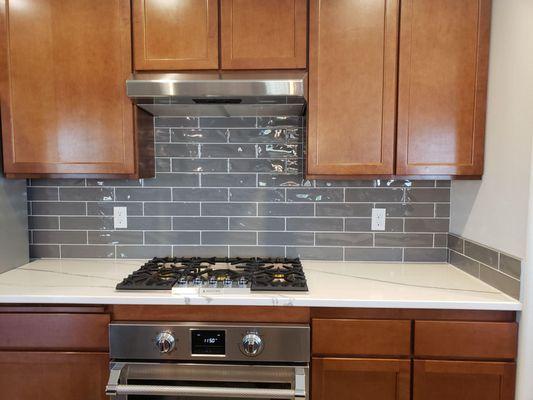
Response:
[0,351,109,400]
[0,0,139,177]
[413,360,515,400]
[133,0,219,70]
[220,0,307,69]
[0,313,110,351]
[415,320,517,360]
[313,358,410,400]
[307,0,399,177]
[397,0,491,176]
[312,319,411,356]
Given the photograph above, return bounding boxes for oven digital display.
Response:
[191,330,225,355]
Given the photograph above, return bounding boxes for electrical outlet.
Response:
[114,207,128,229]
[371,208,386,231]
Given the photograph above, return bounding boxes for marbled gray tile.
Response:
[228,128,300,143]
[449,250,480,277]
[315,180,373,188]
[376,180,436,188]
[202,203,256,216]
[28,216,59,230]
[230,217,284,231]
[156,143,199,157]
[258,232,314,246]
[144,173,199,187]
[200,117,256,128]
[60,216,114,230]
[173,217,228,231]
[480,264,520,299]
[202,231,256,245]
[86,179,142,187]
[30,244,60,259]
[434,233,448,247]
[465,240,499,268]
[436,180,451,187]
[287,188,343,202]
[201,174,256,187]
[88,231,143,245]
[256,144,299,158]
[448,234,464,253]
[172,159,227,173]
[229,246,285,258]
[126,217,172,231]
[154,128,171,142]
[171,128,227,143]
[405,188,450,202]
[435,203,450,217]
[404,218,449,233]
[375,203,434,218]
[155,117,198,128]
[230,188,285,202]
[59,187,114,202]
[115,188,171,201]
[375,233,433,247]
[286,218,343,232]
[117,245,172,259]
[28,187,58,201]
[144,202,200,216]
[33,230,87,244]
[316,233,373,247]
[258,174,310,187]
[345,188,404,202]
[286,246,343,261]
[499,254,521,280]
[173,188,228,202]
[345,247,403,262]
[145,231,200,245]
[345,218,403,232]
[87,202,143,216]
[174,246,228,258]
[156,158,171,172]
[258,203,314,216]
[404,248,447,262]
[229,159,287,173]
[32,202,86,216]
[316,203,372,217]
[61,245,115,258]
[257,116,302,127]
[202,144,256,158]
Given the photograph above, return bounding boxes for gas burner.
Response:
[116,257,308,292]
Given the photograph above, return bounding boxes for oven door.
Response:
[106,362,308,400]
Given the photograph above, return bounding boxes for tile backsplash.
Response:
[28,116,451,261]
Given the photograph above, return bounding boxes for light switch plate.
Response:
[113,207,127,229]
[371,208,386,231]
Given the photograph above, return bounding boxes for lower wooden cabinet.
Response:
[312,357,410,400]
[0,351,109,400]
[413,360,516,400]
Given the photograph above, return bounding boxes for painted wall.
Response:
[450,0,533,259]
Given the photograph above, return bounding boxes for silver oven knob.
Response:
[155,332,175,354]
[241,333,263,357]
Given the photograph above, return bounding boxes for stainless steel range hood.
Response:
[126,71,307,117]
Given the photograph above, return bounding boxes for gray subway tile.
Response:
[202,231,256,245]
[404,218,449,233]
[435,203,450,217]
[60,216,114,230]
[88,231,143,245]
[404,248,448,262]
[30,244,60,259]
[375,203,434,218]
[61,245,115,258]
[117,245,172,259]
[286,246,343,261]
[257,144,299,158]
[200,117,256,128]
[405,188,450,202]
[145,231,200,245]
[479,264,520,299]
[32,202,86,216]
[173,217,228,231]
[345,218,403,232]
[173,188,228,202]
[315,180,374,188]
[230,188,285,202]
[436,180,452,187]
[115,188,171,201]
[201,174,256,188]
[156,143,199,157]
[229,159,288,173]
[33,230,87,244]
[448,234,464,253]
[229,246,285,258]
[465,240,499,268]
[171,128,227,143]
[144,202,200,216]
[258,232,314,246]
[155,117,198,128]
[375,233,434,248]
[228,128,300,143]
[258,174,309,187]
[126,217,172,231]
[258,203,314,216]
[316,233,373,247]
[345,188,404,202]
[257,116,302,127]
[87,179,142,187]
[144,173,199,187]
[434,233,448,247]
[376,180,435,188]
[499,254,521,280]
[316,203,372,217]
[345,247,403,262]
[202,203,256,216]
[174,246,228,258]
[230,217,284,231]
[286,218,343,232]
[449,250,480,277]
[202,144,256,158]
[172,159,227,173]
[28,216,59,230]
[87,202,144,216]
[28,187,58,201]
[59,187,114,202]
[156,159,171,172]
[287,188,343,202]
[154,128,171,142]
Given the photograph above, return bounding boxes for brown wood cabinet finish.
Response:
[0,0,140,177]
[133,0,219,70]
[396,0,491,176]
[312,358,410,400]
[413,360,515,400]
[220,0,307,69]
[312,319,411,357]
[307,0,399,177]
[415,321,518,360]
[0,351,109,400]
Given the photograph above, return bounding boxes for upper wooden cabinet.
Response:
[396,0,491,176]
[220,0,307,69]
[307,0,399,177]
[0,0,152,178]
[133,0,219,70]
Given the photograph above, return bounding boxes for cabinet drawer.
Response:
[312,319,411,356]
[0,313,109,351]
[415,321,517,360]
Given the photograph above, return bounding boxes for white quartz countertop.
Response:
[0,259,521,310]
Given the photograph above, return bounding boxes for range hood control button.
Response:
[155,332,175,354]
[241,333,263,357]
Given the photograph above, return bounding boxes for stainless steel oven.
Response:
[106,322,310,400]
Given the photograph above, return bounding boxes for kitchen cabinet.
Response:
[313,358,410,400]
[413,360,515,400]
[307,0,399,176]
[220,0,307,69]
[133,0,219,70]
[396,0,491,176]
[0,0,153,178]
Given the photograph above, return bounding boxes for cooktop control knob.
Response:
[241,333,263,357]
[155,331,175,354]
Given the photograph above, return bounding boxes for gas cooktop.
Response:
[116,257,308,294]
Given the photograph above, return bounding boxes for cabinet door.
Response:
[312,358,410,400]
[220,0,307,69]
[396,0,491,176]
[413,360,515,400]
[0,351,109,400]
[0,0,135,176]
[133,0,219,70]
[307,0,398,177]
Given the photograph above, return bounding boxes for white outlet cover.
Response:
[114,207,128,229]
[371,208,386,231]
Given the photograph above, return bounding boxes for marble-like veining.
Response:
[0,259,521,310]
